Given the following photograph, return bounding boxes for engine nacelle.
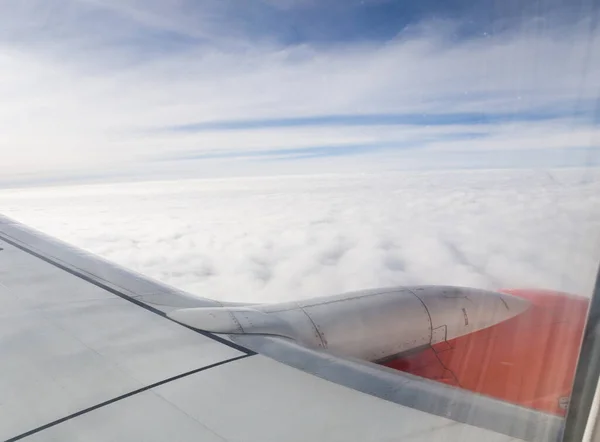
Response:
[169,286,529,362]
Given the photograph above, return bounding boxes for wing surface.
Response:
[0,214,561,441]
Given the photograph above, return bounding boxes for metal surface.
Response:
[10,354,519,442]
[233,334,564,442]
[21,390,227,442]
[0,213,555,441]
[0,237,244,441]
[129,355,516,442]
[171,286,529,362]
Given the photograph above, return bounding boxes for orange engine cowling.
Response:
[381,289,589,416]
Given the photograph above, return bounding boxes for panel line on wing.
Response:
[0,233,254,355]
[3,354,253,442]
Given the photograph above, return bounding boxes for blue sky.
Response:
[8,0,591,47]
[0,0,598,186]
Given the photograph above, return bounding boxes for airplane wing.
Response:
[0,214,563,442]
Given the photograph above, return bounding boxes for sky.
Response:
[0,1,599,303]
[0,0,599,186]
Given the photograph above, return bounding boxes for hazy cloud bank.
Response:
[1,169,599,303]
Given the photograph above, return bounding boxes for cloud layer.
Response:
[1,169,599,303]
[0,1,598,185]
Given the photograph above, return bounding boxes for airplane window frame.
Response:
[563,265,600,441]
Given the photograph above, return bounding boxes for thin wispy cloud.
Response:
[0,0,598,186]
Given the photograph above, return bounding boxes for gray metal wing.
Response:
[0,214,561,441]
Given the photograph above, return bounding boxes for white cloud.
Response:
[0,6,598,184]
[1,169,599,303]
